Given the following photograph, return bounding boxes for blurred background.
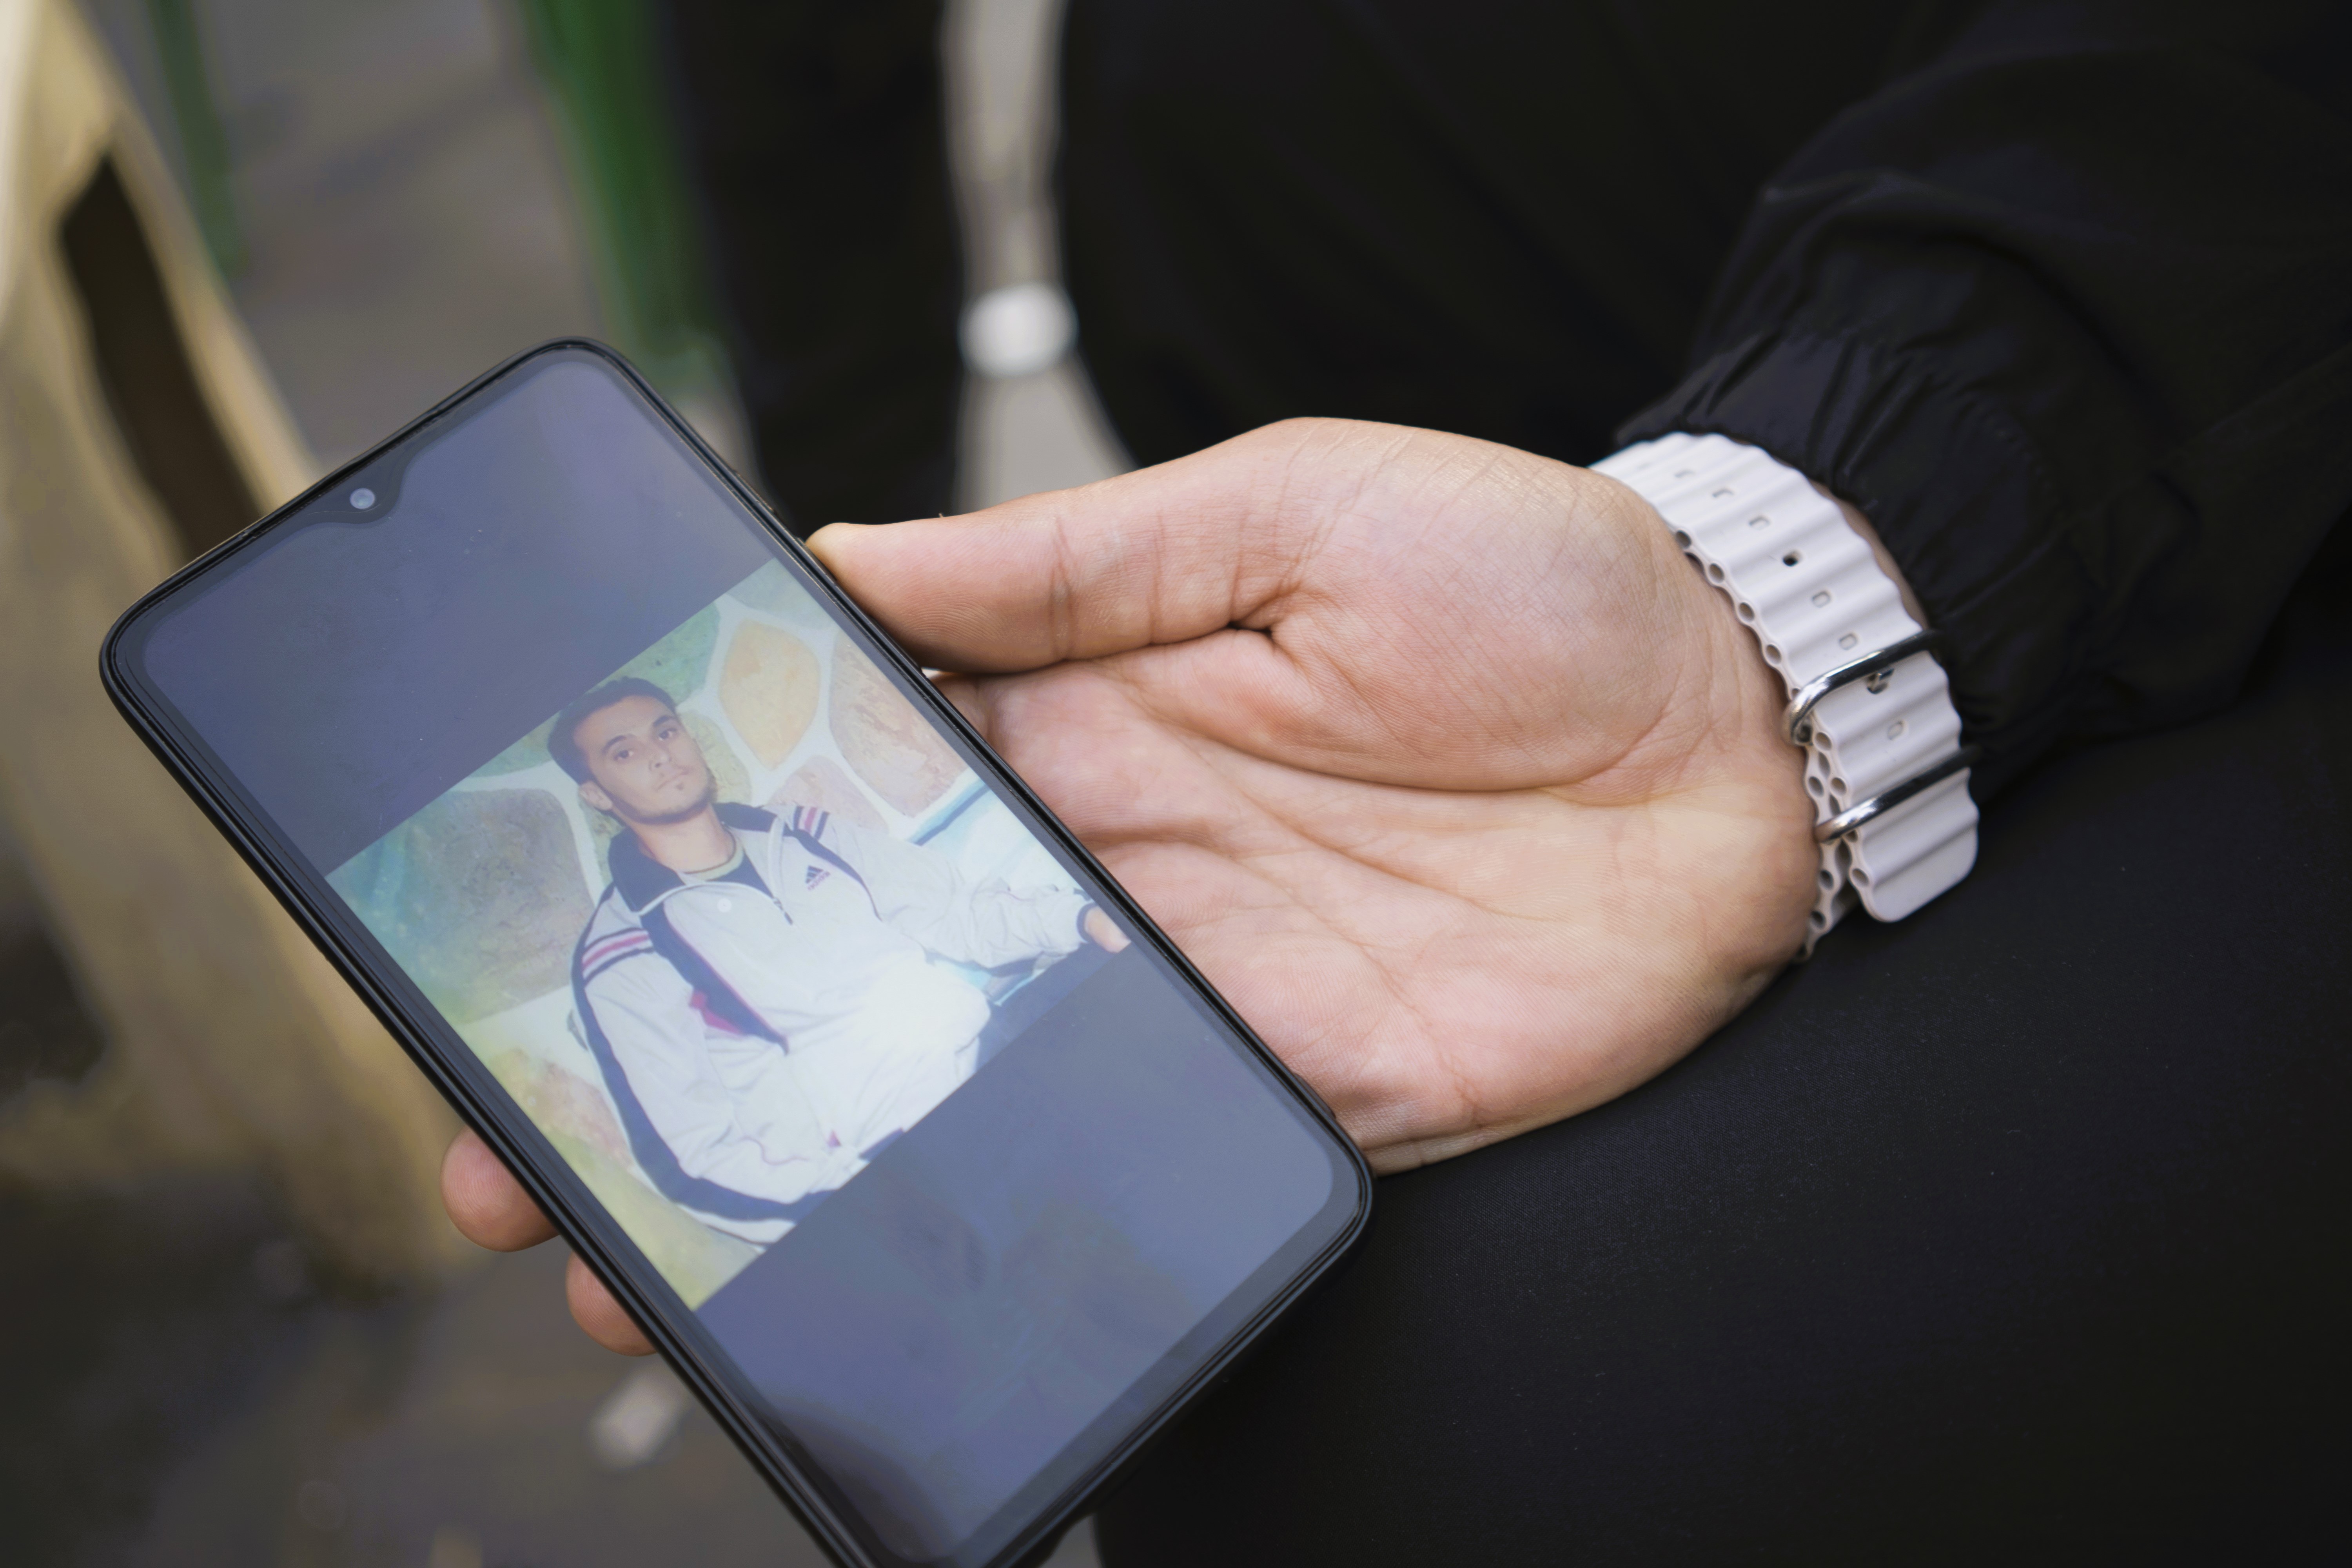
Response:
[0,0,1121,1561]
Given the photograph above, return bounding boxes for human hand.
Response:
[445,417,1819,1349]
[1082,904,1131,952]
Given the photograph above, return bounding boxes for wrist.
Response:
[1595,434,1979,942]
[1823,489,1927,627]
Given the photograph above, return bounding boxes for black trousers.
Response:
[659,2,2352,1556]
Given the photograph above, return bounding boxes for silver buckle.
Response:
[1814,745,1980,844]
[1783,628,1948,746]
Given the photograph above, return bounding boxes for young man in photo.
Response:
[551,676,1125,1241]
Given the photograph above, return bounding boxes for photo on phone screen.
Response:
[327,557,1131,1305]
[109,347,1366,1567]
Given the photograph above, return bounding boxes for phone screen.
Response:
[107,348,1363,1566]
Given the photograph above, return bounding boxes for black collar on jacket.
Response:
[607,801,778,914]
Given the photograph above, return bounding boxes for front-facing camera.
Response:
[350,487,376,510]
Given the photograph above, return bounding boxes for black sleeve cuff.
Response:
[1620,325,2352,796]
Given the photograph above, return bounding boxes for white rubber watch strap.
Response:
[1593,434,1979,942]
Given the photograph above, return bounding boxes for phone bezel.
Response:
[98,338,1374,1568]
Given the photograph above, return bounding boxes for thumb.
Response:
[803,422,1354,672]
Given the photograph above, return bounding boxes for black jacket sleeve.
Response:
[1619,1,2352,792]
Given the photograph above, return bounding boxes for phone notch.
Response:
[321,438,421,526]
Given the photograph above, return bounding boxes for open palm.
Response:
[444,416,1822,1354]
[817,417,1818,1172]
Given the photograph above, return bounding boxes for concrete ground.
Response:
[5,0,1120,1561]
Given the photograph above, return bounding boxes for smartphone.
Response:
[102,341,1370,1568]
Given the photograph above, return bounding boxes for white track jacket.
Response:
[572,802,1091,1241]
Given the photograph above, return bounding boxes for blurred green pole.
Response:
[142,0,243,278]
[512,0,735,415]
